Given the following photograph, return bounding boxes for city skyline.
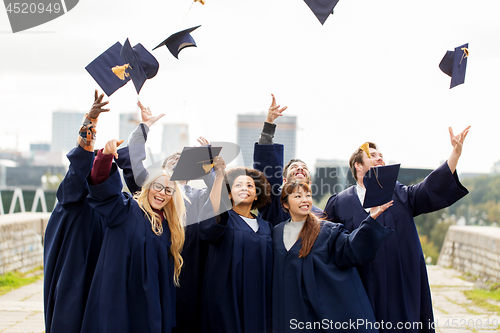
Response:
[1,0,498,174]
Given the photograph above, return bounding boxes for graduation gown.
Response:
[43,146,105,333]
[324,162,468,333]
[116,143,213,333]
[253,143,322,226]
[81,164,176,333]
[199,209,273,333]
[273,218,392,332]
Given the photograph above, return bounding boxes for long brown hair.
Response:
[281,181,321,258]
[134,168,186,286]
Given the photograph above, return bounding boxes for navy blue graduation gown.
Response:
[43,146,105,333]
[324,162,468,333]
[253,143,322,226]
[199,209,273,333]
[116,145,213,333]
[174,185,211,333]
[273,218,392,332]
[81,164,176,333]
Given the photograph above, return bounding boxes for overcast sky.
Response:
[0,0,498,174]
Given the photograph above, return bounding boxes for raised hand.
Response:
[447,125,471,174]
[197,136,210,146]
[213,156,226,175]
[103,139,125,159]
[266,94,287,124]
[138,101,165,128]
[449,126,471,156]
[370,200,394,219]
[89,89,110,119]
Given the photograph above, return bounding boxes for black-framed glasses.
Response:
[151,182,176,196]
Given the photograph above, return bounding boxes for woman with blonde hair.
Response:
[81,138,186,333]
[273,181,393,332]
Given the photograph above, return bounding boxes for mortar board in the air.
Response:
[363,164,400,208]
[120,39,160,94]
[153,25,201,59]
[303,0,340,25]
[439,43,469,89]
[86,40,159,95]
[85,42,131,96]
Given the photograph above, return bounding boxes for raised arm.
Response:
[88,139,133,228]
[447,125,470,174]
[57,90,110,205]
[116,102,165,191]
[257,94,287,145]
[332,202,394,268]
[208,157,227,216]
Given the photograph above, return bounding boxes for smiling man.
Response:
[253,94,322,226]
[324,127,470,333]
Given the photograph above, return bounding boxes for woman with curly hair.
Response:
[273,181,394,332]
[199,163,273,333]
[81,138,186,333]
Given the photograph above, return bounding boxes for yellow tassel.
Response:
[112,64,131,80]
[194,0,205,4]
[360,142,371,158]
[202,163,213,173]
[460,47,469,65]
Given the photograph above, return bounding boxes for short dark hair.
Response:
[283,158,307,179]
[225,167,271,210]
[349,142,378,181]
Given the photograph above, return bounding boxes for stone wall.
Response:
[437,225,500,282]
[0,212,51,275]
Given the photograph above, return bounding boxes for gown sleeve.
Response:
[198,200,230,245]
[397,161,468,217]
[114,123,150,193]
[253,143,286,225]
[56,114,97,205]
[328,217,393,268]
[88,151,133,228]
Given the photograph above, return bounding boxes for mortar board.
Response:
[439,43,469,89]
[363,164,400,208]
[171,146,223,181]
[85,42,131,96]
[153,25,201,59]
[120,39,160,94]
[303,0,340,25]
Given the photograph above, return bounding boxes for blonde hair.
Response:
[134,168,186,286]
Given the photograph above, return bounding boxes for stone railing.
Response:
[0,212,51,275]
[437,225,500,282]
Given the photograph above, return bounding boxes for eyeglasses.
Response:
[151,182,176,196]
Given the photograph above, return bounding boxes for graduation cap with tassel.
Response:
[153,25,201,59]
[439,43,469,89]
[86,39,159,96]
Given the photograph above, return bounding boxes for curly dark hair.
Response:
[225,167,271,210]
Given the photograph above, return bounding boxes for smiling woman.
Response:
[80,139,186,333]
[273,181,394,332]
[198,166,273,333]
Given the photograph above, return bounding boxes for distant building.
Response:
[162,123,189,156]
[237,114,296,167]
[491,160,500,174]
[30,143,50,152]
[51,111,85,153]
[119,113,140,144]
